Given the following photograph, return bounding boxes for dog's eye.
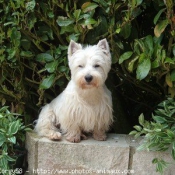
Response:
[78,65,83,68]
[94,64,100,68]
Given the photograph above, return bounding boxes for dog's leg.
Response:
[93,128,107,141]
[35,105,61,140]
[65,127,82,143]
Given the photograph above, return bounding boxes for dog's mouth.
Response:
[80,82,99,89]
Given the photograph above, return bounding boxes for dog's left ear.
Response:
[97,38,110,54]
[68,40,82,57]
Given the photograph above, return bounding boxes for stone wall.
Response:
[25,132,175,175]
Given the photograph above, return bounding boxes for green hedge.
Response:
[0,0,175,130]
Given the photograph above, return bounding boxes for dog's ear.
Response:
[68,40,82,57]
[97,38,110,54]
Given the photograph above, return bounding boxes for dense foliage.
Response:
[0,106,31,174]
[130,98,175,174]
[1,0,175,126]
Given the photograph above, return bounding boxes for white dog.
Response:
[35,39,113,143]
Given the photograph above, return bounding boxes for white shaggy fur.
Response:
[35,39,113,142]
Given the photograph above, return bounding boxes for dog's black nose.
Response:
[85,75,93,82]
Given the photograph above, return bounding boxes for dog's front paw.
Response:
[49,131,62,140]
[66,135,81,143]
[93,133,107,141]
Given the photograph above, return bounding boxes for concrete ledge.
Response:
[25,132,175,175]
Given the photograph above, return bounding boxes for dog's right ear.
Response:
[68,40,82,57]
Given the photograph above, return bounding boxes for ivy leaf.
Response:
[154,20,169,37]
[119,51,133,64]
[136,54,151,80]
[40,74,55,89]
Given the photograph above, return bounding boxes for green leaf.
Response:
[40,74,55,89]
[152,158,158,164]
[58,66,68,72]
[21,38,31,50]
[136,55,151,80]
[83,18,97,25]
[152,116,166,123]
[164,57,175,64]
[155,159,168,174]
[26,0,36,11]
[171,70,175,81]
[45,60,59,73]
[6,155,16,162]
[171,148,175,160]
[11,27,21,47]
[129,130,138,135]
[0,157,8,170]
[166,73,173,87]
[154,20,169,37]
[48,11,54,18]
[151,59,160,68]
[120,23,131,39]
[144,35,153,56]
[128,56,139,72]
[0,133,6,146]
[119,51,133,64]
[81,2,98,13]
[139,113,145,126]
[56,16,74,27]
[8,120,20,135]
[73,9,81,20]
[134,39,145,53]
[153,8,166,25]
[36,53,54,63]
[8,136,16,144]
[133,125,142,131]
[136,0,143,5]
[20,51,33,58]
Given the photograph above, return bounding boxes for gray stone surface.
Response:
[131,148,175,175]
[26,132,130,175]
[25,132,175,175]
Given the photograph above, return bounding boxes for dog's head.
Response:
[68,39,111,89]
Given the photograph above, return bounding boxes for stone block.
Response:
[131,147,175,175]
[25,132,130,175]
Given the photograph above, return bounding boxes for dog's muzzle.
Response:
[85,74,93,83]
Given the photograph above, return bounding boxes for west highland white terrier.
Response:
[35,39,113,143]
